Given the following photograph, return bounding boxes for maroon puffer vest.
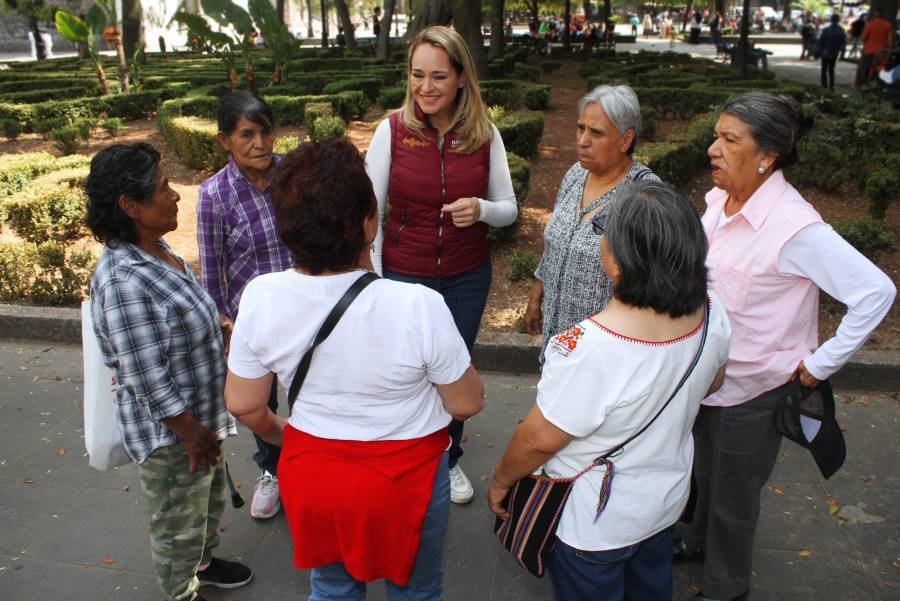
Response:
[384,110,491,278]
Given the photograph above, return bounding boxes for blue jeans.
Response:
[309,452,450,601]
[549,526,675,601]
[252,378,280,474]
[383,259,492,468]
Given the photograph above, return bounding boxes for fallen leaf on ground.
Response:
[858,396,869,407]
[103,558,116,565]
[798,550,812,557]
[56,449,65,456]
[23,479,33,484]
[234,480,241,489]
[121,485,129,492]
[892,557,900,569]
[828,499,840,515]
[460,436,469,444]
[41,347,53,353]
[863,475,875,482]
[32,376,38,382]
[219,524,229,533]
[768,486,785,496]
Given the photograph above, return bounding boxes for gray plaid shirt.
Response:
[536,161,658,344]
[90,240,236,464]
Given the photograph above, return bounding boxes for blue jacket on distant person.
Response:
[817,22,847,60]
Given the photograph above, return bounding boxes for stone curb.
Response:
[2,303,898,391]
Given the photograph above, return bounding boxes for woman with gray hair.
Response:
[490,181,731,600]
[524,85,659,346]
[678,92,895,601]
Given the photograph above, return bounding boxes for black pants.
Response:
[821,56,837,91]
[252,378,280,474]
[684,384,786,599]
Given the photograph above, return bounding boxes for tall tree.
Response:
[122,0,143,63]
[306,0,313,37]
[405,0,451,39]
[451,0,487,79]
[320,0,328,46]
[277,0,285,23]
[870,0,897,28]
[736,0,751,78]
[334,0,357,50]
[563,0,571,51]
[602,0,610,20]
[489,0,503,59]
[376,0,397,60]
[2,0,51,60]
[582,0,590,21]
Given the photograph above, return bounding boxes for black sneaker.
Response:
[197,557,253,589]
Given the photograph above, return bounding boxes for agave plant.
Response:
[201,0,257,91]
[55,7,111,95]
[172,10,239,89]
[248,0,299,85]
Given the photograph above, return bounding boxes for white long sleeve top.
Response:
[365,118,519,275]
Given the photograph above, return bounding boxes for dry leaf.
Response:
[862,475,874,483]
[32,376,39,382]
[892,557,900,569]
[219,524,229,533]
[56,449,65,456]
[121,485,129,492]
[41,347,53,353]
[234,480,241,489]
[768,486,785,496]
[23,479,33,484]
[798,550,812,557]
[102,558,116,565]
[858,396,869,407]
[460,436,469,444]
[828,500,840,516]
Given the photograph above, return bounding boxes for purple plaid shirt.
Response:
[197,156,292,320]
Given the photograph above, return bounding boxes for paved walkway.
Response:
[0,339,897,600]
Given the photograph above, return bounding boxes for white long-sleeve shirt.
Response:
[365,118,518,275]
[715,213,896,380]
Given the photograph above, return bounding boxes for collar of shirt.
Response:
[704,169,789,231]
[224,154,283,193]
[109,239,186,271]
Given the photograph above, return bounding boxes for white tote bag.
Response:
[82,300,131,470]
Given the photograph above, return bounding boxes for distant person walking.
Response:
[816,13,846,91]
[373,6,382,37]
[857,9,894,85]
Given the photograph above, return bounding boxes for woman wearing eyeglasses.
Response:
[524,85,659,349]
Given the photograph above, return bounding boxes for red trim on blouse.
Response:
[587,297,711,346]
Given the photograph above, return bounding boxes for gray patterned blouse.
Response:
[535,160,659,344]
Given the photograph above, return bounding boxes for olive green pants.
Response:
[138,442,225,601]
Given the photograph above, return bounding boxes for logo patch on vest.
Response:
[402,136,432,148]
[550,325,585,357]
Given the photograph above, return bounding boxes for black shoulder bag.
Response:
[287,271,380,412]
[495,302,710,578]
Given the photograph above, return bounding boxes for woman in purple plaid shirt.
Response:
[197,92,292,520]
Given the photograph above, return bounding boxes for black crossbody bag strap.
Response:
[287,271,380,412]
[596,300,711,464]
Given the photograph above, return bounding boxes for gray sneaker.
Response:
[449,464,474,504]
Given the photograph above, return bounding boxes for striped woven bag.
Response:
[494,301,710,578]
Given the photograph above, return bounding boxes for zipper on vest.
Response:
[437,135,446,277]
[394,208,407,243]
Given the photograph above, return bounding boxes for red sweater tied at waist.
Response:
[277,425,450,585]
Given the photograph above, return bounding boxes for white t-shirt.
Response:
[539,296,731,551]
[227,270,470,441]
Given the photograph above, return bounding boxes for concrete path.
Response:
[1,339,897,600]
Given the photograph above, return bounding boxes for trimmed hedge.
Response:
[834,219,897,264]
[377,85,406,109]
[522,84,551,110]
[0,153,91,201]
[513,63,541,82]
[495,110,544,159]
[309,116,346,142]
[4,176,88,244]
[0,240,95,307]
[322,77,383,103]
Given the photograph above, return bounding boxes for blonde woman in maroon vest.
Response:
[678,92,895,601]
[366,25,518,505]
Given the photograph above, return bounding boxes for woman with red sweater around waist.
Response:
[225,140,486,601]
[366,25,518,505]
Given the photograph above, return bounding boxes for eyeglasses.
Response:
[591,212,607,236]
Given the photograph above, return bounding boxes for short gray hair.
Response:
[721,92,813,170]
[577,85,642,154]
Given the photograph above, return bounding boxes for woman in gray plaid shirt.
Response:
[86,143,251,601]
[525,85,659,349]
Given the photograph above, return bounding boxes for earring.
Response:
[757,165,766,174]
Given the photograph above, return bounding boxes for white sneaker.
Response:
[449,464,474,504]
[250,471,281,519]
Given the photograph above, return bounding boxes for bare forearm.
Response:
[235,405,285,447]
[492,433,555,488]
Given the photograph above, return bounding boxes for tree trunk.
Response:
[320,0,328,46]
[377,0,398,60]
[682,0,693,32]
[603,0,611,21]
[782,1,790,22]
[122,0,143,63]
[870,0,897,29]
[277,0,286,24]
[451,0,488,79]
[564,0,571,51]
[583,0,591,21]
[404,0,452,40]
[306,0,314,38]
[30,18,48,61]
[334,0,358,51]
[489,0,504,59]
[96,65,111,95]
[109,29,130,93]
[737,0,751,78]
